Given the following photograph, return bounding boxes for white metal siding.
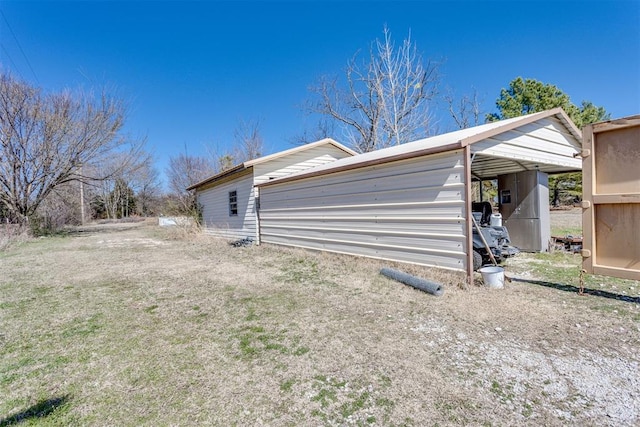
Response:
[253,145,352,184]
[197,172,256,240]
[260,151,468,271]
[471,117,582,169]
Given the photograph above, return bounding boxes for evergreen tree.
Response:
[486,77,609,128]
[486,77,610,207]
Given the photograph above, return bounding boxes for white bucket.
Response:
[479,266,505,289]
[490,213,502,227]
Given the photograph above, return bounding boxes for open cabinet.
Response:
[582,115,640,281]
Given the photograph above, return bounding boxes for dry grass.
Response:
[550,206,583,237]
[0,224,31,251]
[1,218,639,426]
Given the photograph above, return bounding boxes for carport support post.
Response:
[464,145,474,284]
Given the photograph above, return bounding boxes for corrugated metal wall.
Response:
[259,150,468,271]
[198,171,256,240]
[196,145,352,241]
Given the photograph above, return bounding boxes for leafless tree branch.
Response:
[306,26,440,152]
[0,73,141,225]
[445,87,483,130]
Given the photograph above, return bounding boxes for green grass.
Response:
[509,251,639,298]
[276,256,338,287]
[280,378,295,392]
[305,373,396,425]
[0,394,74,426]
[504,250,640,326]
[550,225,582,238]
[235,325,297,358]
[61,314,104,338]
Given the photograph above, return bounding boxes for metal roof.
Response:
[187,138,356,191]
[258,108,583,187]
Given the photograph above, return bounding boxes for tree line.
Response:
[0,70,267,231]
[0,26,610,233]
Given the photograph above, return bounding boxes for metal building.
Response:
[257,108,582,281]
[187,138,355,241]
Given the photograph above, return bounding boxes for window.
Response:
[229,190,238,216]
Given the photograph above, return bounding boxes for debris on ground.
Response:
[380,267,444,296]
[551,235,583,253]
[229,237,254,247]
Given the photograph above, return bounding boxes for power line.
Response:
[0,8,39,84]
[0,42,26,81]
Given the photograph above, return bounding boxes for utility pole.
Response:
[79,165,85,225]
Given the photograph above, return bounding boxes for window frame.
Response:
[228,190,238,216]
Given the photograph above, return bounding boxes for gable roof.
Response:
[186,138,356,191]
[257,108,582,187]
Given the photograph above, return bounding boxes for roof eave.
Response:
[187,137,356,191]
[257,141,464,188]
[186,163,247,191]
[462,108,582,147]
[244,138,357,167]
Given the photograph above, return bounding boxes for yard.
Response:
[1,211,639,426]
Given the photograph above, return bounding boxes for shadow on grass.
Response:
[0,395,70,426]
[512,277,640,304]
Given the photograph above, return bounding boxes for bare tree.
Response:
[203,142,234,174]
[203,118,264,174]
[165,153,214,215]
[86,148,152,220]
[289,116,336,146]
[130,156,161,216]
[233,118,263,163]
[0,73,141,226]
[444,87,483,129]
[308,26,439,152]
[37,181,83,230]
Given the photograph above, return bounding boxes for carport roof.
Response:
[258,108,583,187]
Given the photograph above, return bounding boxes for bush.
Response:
[0,224,31,250]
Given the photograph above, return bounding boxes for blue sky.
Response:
[1,0,638,189]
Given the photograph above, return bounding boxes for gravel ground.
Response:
[412,313,639,425]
